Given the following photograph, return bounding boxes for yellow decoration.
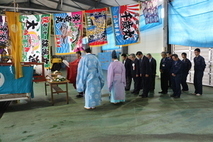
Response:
[5,12,23,79]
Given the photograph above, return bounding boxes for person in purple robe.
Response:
[107,50,126,104]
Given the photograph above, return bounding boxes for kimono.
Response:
[76,53,104,108]
[107,60,126,103]
[66,57,81,89]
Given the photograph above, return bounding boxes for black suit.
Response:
[181,58,192,91]
[149,58,157,91]
[131,58,140,93]
[167,57,173,87]
[160,57,172,93]
[139,56,151,97]
[194,55,206,95]
[124,58,132,91]
[171,59,183,97]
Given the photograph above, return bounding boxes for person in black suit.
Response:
[146,53,157,91]
[136,51,150,98]
[181,52,192,91]
[167,51,173,88]
[129,53,140,94]
[170,54,183,98]
[193,48,206,96]
[121,53,132,91]
[159,52,172,94]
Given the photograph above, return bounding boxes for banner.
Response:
[41,14,51,68]
[0,16,9,45]
[111,4,140,46]
[141,0,159,24]
[21,15,41,63]
[102,27,120,50]
[5,12,23,79]
[140,5,162,31]
[53,11,83,55]
[21,14,51,68]
[98,52,113,70]
[98,51,119,70]
[85,8,107,47]
[0,66,33,95]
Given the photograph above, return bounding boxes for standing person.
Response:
[136,51,150,98]
[129,53,140,94]
[66,51,83,98]
[76,48,104,109]
[107,51,126,104]
[181,52,192,91]
[159,52,171,94]
[167,51,173,88]
[146,53,157,91]
[121,53,132,91]
[193,48,206,96]
[170,54,183,98]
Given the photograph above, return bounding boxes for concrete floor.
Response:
[1,76,213,142]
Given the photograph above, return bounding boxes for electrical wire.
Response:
[71,0,84,10]
[115,0,120,6]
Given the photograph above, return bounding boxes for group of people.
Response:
[158,48,206,98]
[66,47,206,110]
[121,52,157,98]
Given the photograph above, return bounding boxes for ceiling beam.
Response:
[50,0,85,10]
[71,0,112,8]
[56,0,62,10]
[0,2,65,13]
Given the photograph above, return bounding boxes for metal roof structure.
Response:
[0,0,146,14]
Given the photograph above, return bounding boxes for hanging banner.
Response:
[140,5,162,31]
[102,27,120,50]
[85,8,107,47]
[41,14,51,68]
[53,11,83,55]
[5,12,23,79]
[21,15,42,63]
[111,4,140,46]
[21,14,51,68]
[141,0,159,24]
[0,16,9,45]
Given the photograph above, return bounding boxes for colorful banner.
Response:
[21,14,51,68]
[0,16,9,45]
[140,5,162,31]
[102,27,120,50]
[21,15,41,63]
[141,0,159,24]
[5,12,23,79]
[53,11,83,55]
[41,14,51,68]
[85,8,107,47]
[111,4,140,46]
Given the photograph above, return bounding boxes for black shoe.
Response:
[142,96,148,98]
[131,91,135,94]
[76,94,83,98]
[134,92,139,95]
[182,89,188,91]
[174,96,180,98]
[170,95,175,97]
[159,91,167,94]
[125,89,130,91]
